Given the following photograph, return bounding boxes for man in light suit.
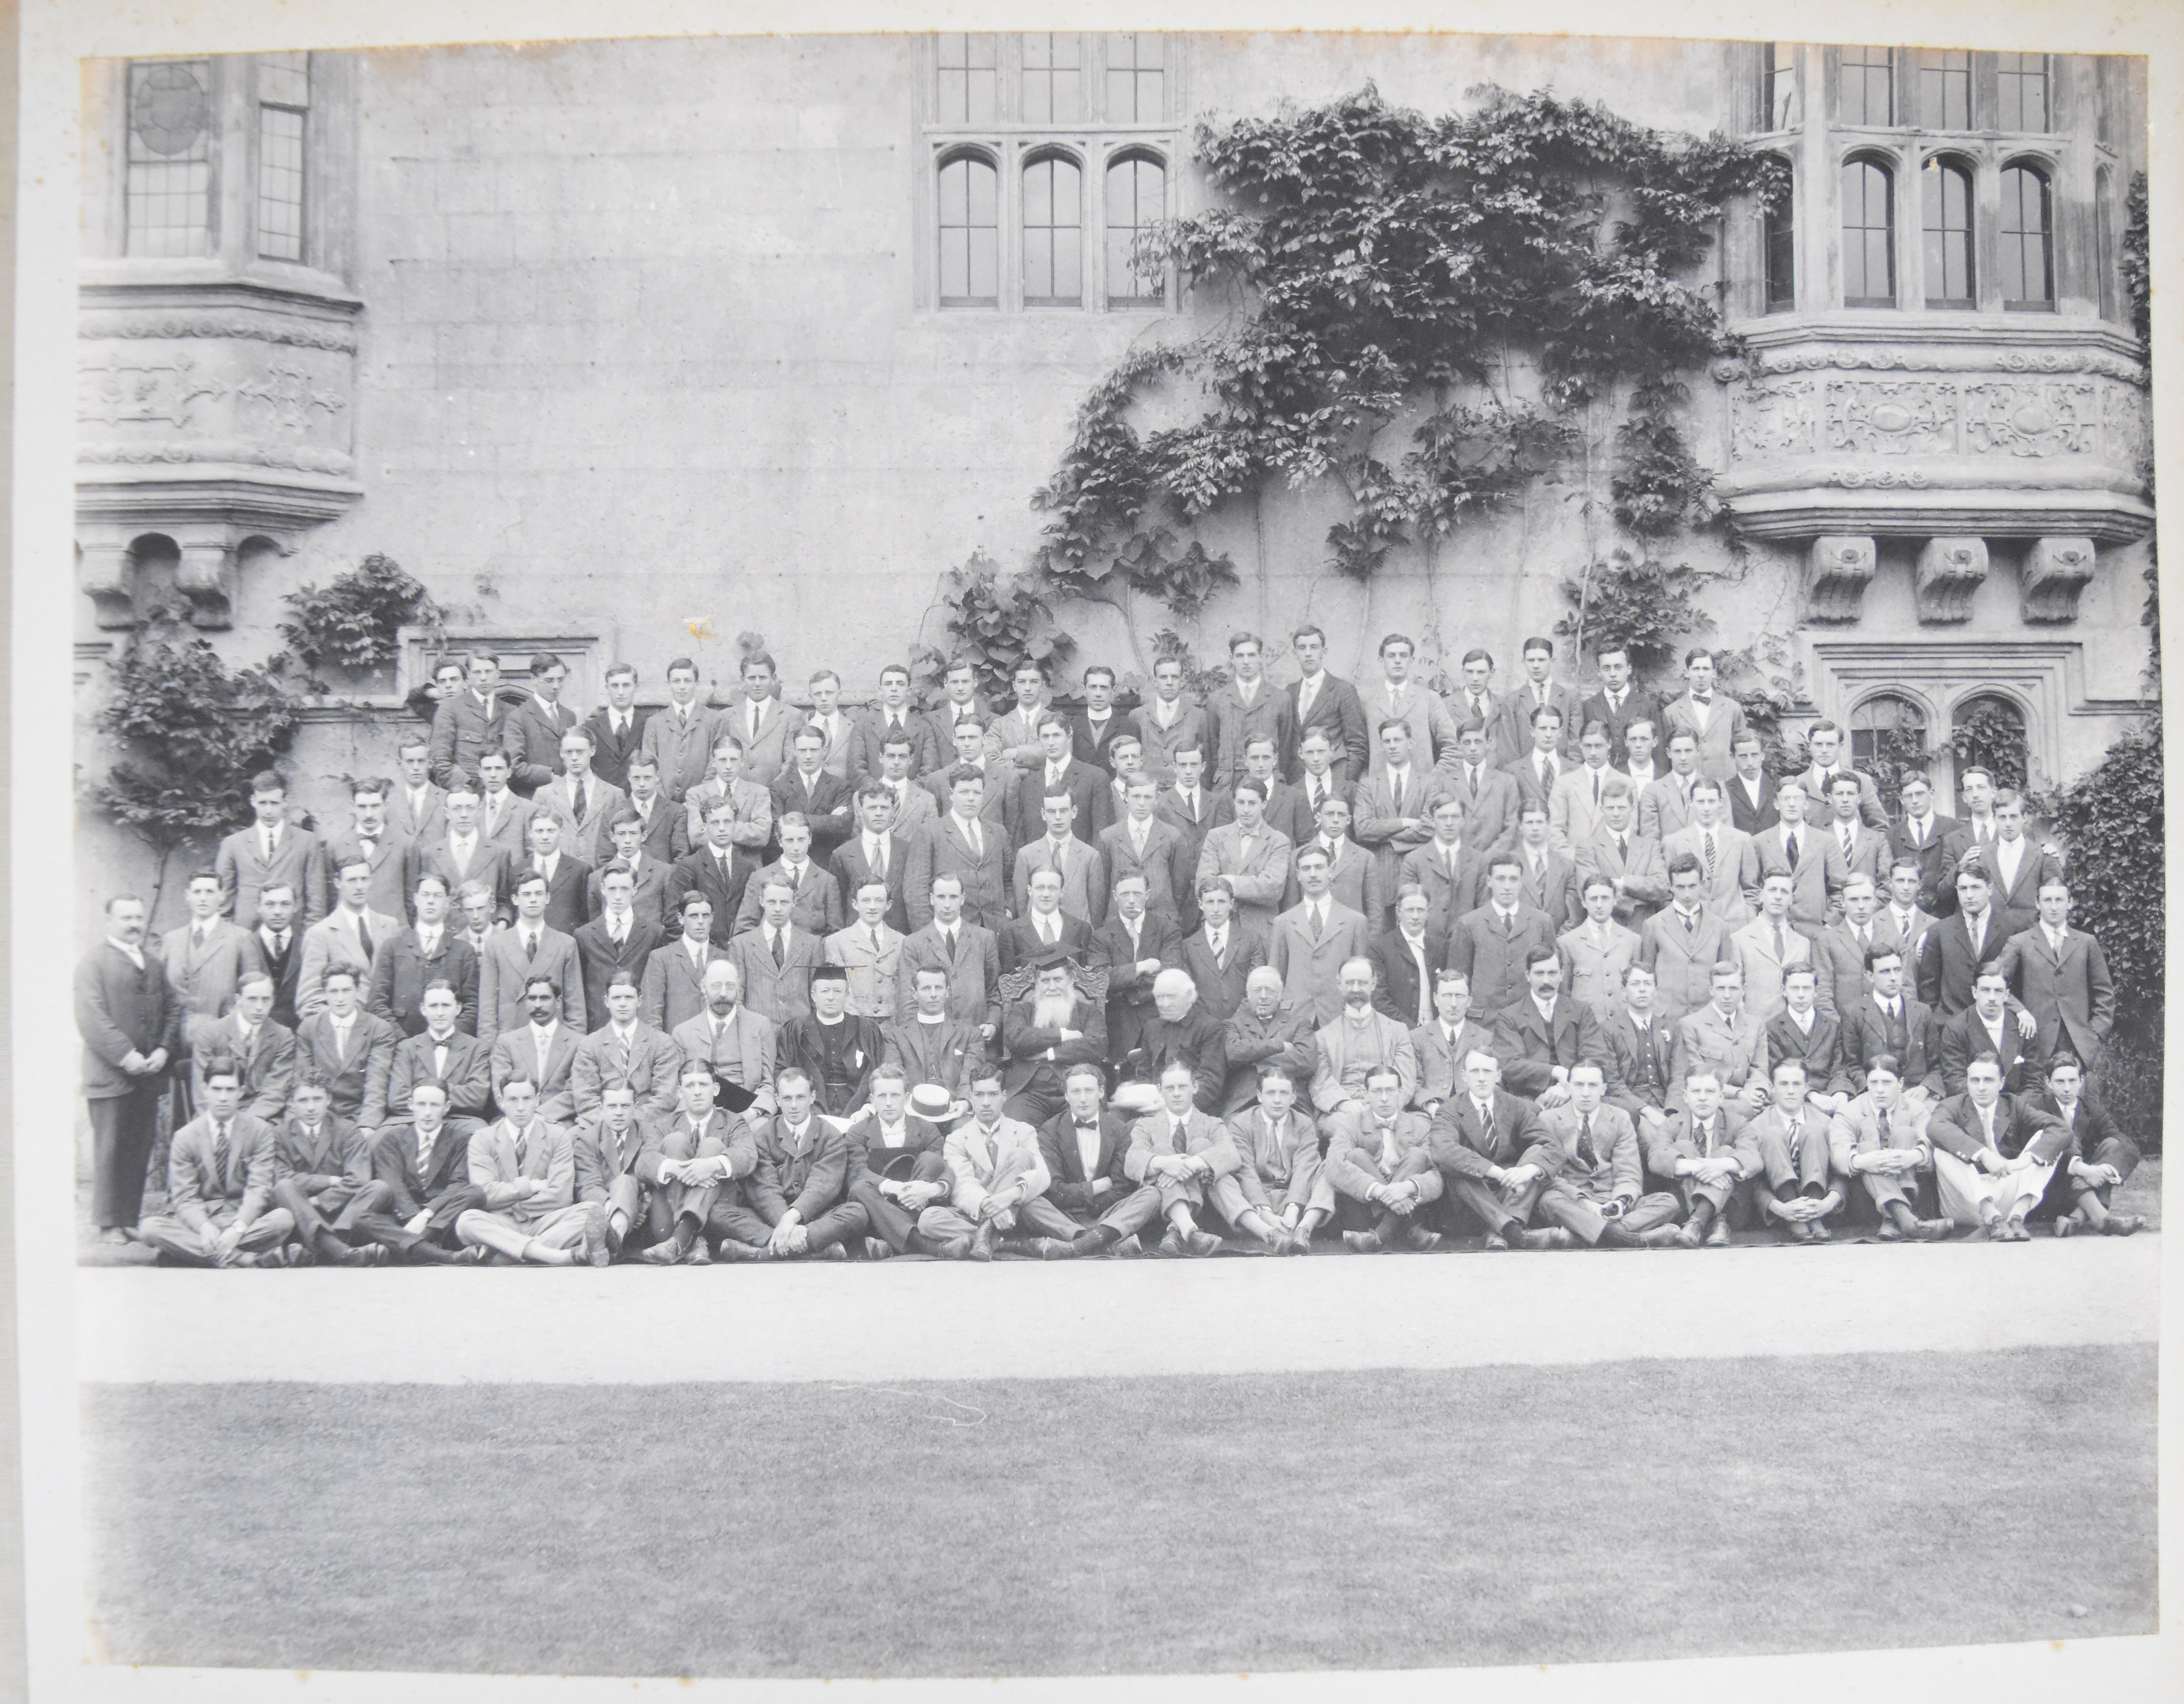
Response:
[1558,874,1642,1014]
[733,815,845,937]
[2000,878,2115,1072]
[640,657,724,803]
[488,973,584,1123]
[727,874,827,1026]
[1529,1060,1685,1247]
[920,1063,1084,1259]
[1194,779,1293,937]
[1324,1063,1443,1252]
[1642,1067,1757,1247]
[1361,632,1459,773]
[1669,961,1769,1116]
[1794,720,1888,831]
[1733,1057,1846,1242]
[918,658,990,779]
[1445,650,1502,746]
[1577,647,1660,772]
[893,874,1002,1050]
[1408,969,1497,1115]
[472,751,538,861]
[802,669,858,780]
[293,965,399,1131]
[861,727,939,840]
[988,662,1056,775]
[1826,1054,1951,1240]
[476,870,586,1042]
[1035,1062,1166,1257]
[1637,855,1737,1025]
[1661,779,1753,925]
[1739,782,1843,932]
[832,784,912,936]
[1729,871,1812,1019]
[618,758,682,866]
[1206,632,1296,795]
[1221,965,1317,1116]
[570,970,682,1121]
[1292,795,1382,922]
[385,738,448,847]
[323,779,411,924]
[1639,732,1704,843]
[134,1056,297,1267]
[668,961,779,1131]
[1267,845,1371,1028]
[408,779,510,924]
[577,662,651,794]
[1510,805,1582,935]
[1439,721,1519,859]
[1810,872,1888,1020]
[427,652,514,791]
[571,864,661,1032]
[1284,624,1369,790]
[666,800,761,948]
[1131,655,1214,787]
[1423,1047,1561,1246]
[451,1077,606,1266]
[1098,776,1197,936]
[534,728,628,867]
[1924,1054,2069,1239]
[163,869,266,1050]
[720,652,799,785]
[1503,703,1573,822]
[1123,1060,1273,1256]
[906,766,1010,931]
[1311,957,1421,1139]
[217,771,329,928]
[79,893,181,1240]
[1546,721,1619,854]
[1444,855,1558,1015]
[1183,878,1265,1022]
[1400,795,1487,936]
[826,879,906,1020]
[1352,720,1447,913]
[1012,792,1108,924]
[636,1056,764,1265]
[1657,648,1748,783]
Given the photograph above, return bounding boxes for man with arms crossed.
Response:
[453,1077,607,1266]
[1826,1053,1951,1243]
[1924,1052,2068,1241]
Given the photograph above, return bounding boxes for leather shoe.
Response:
[2101,1214,2146,1237]
[639,1240,682,1265]
[1673,1220,1706,1250]
[863,1236,896,1259]
[712,1240,769,1261]
[683,1236,714,1265]
[1287,1228,1315,1255]
[1513,1227,1570,1250]
[817,1242,850,1260]
[1912,1218,1953,1241]
[1404,1225,1442,1253]
[1157,1228,1184,1257]
[1035,1236,1079,1259]
[1705,1217,1730,1247]
[1110,1234,1145,1258]
[1481,1229,1510,1250]
[1342,1230,1384,1254]
[1184,1228,1222,1257]
[969,1222,996,1262]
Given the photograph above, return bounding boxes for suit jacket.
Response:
[503,695,579,793]
[1658,691,1748,782]
[678,774,774,859]
[570,914,664,1032]
[1398,840,1488,934]
[571,1110,664,1201]
[475,924,585,1042]
[989,698,1057,772]
[1841,993,1945,1098]
[618,795,682,867]
[1288,837,1381,922]
[944,1116,1051,1215]
[1600,1004,1678,1121]
[1427,1087,1555,1182]
[894,922,1004,1037]
[577,706,652,793]
[1012,835,1109,927]
[323,830,413,924]
[1915,908,2012,1018]
[1925,1091,2068,1166]
[1639,772,1700,843]
[1096,817,1197,934]
[1000,988,1107,1096]
[1065,709,1129,777]
[1009,758,1114,851]
[385,780,449,846]
[1808,920,1886,1021]
[295,1009,401,1125]
[1874,903,1941,966]
[1182,924,1267,1022]
[1763,1008,1856,1098]
[408,834,511,918]
[1825,1092,1934,1177]
[1129,701,1215,786]
[590,848,673,935]
[745,1115,855,1220]
[1492,681,1586,767]
[1641,1105,1757,1186]
[734,857,846,938]
[1636,905,1736,1025]
[1937,1007,2040,1097]
[366,925,479,1037]
[1669,1004,1768,1111]
[371,1116,476,1215]
[998,911,1096,976]
[216,821,329,928]
[295,907,403,1021]
[1723,770,1781,837]
[76,941,182,1099]
[1794,764,1888,832]
[1973,840,2064,938]
[1090,911,1186,1021]
[771,767,857,862]
[1999,925,2114,1066]
[247,922,304,1030]
[1258,778,1320,850]
[1438,759,1520,859]
[1557,919,1642,1014]
[920,759,1012,833]
[1813,818,1894,893]
[1662,823,1754,925]
[1036,1107,1138,1217]
[1194,822,1293,935]
[725,925,827,1026]
[906,813,1010,932]
[474,789,537,860]
[1351,766,1450,905]
[639,702,726,800]
[1546,764,1621,855]
[1729,913,1813,1018]
[272,1111,377,1195]
[1129,1008,1229,1111]
[534,774,629,868]
[921,697,993,775]
[851,710,939,785]
[1491,993,1609,1098]
[181,1010,292,1128]
[1220,1002,1317,1115]
[800,711,858,780]
[1367,927,1444,1028]
[882,1013,984,1098]
[1511,848,1581,934]
[466,1116,576,1225]
[667,845,763,945]
[1308,1008,1420,1112]
[1740,822,1846,930]
[1887,813,1962,916]
[1503,749,1576,822]
[1153,783,1234,869]
[777,1015,887,1117]
[429,688,515,790]
[1267,901,1372,1028]
[1537,1101,1644,1201]
[165,1109,282,1221]
[670,1005,780,1120]
[825,921,906,1019]
[1123,1106,1239,1189]
[570,1020,683,1120]
[1578,687,1663,771]
[1408,1016,1499,1111]
[831,835,912,935]
[1361,681,1460,772]
[1205,680,1296,795]
[383,1027,493,1122]
[1285,672,1370,788]
[1444,904,1558,1015]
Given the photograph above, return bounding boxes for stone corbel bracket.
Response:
[1805,536,1877,623]
[2019,537,2098,624]
[1915,538,1991,624]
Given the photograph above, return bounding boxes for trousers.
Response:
[88,1083,166,1229]
[1933,1148,2057,1225]
[709,1197,870,1254]
[1531,1181,1682,1244]
[848,1151,953,1253]
[916,1194,1081,1253]
[136,1203,297,1267]
[456,1200,602,1260]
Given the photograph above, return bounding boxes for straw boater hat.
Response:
[907,1083,968,1124]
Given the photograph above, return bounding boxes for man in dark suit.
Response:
[1600,962,1677,1141]
[2034,1056,2144,1237]
[380,982,495,1128]
[294,966,400,1132]
[323,779,412,925]
[1368,886,1443,1029]
[666,799,761,946]
[77,893,181,1241]
[1284,624,1370,790]
[617,759,682,868]
[1924,1055,2069,1239]
[1887,773,1959,916]
[1999,878,2115,1072]
[776,967,886,1119]
[572,870,665,1034]
[893,875,1003,1051]
[1491,945,1609,1102]
[999,866,1095,974]
[1976,794,2064,938]
[1090,872,1184,1065]
[1425,1045,1563,1246]
[906,765,1010,932]
[1222,967,1317,1115]
[1445,856,1560,1014]
[1037,1064,1164,1255]
[1098,776,1198,938]
[1127,971,1229,1113]
[832,783,913,935]
[1152,748,1233,869]
[365,1079,487,1263]
[578,662,652,792]
[519,813,594,937]
[428,652,514,791]
[1724,733,1780,837]
[267,1076,398,1266]
[1937,967,2041,1097]
[771,724,856,864]
[1010,714,1115,850]
[1917,866,2014,1018]
[847,665,936,785]
[367,871,479,1036]
[1001,958,1108,1127]
[502,652,579,795]
[1577,647,1660,772]
[247,883,306,1029]
[882,968,985,1099]
[1069,665,1131,776]
[1840,942,1945,1099]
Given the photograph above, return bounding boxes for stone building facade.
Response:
[72,32,2153,931]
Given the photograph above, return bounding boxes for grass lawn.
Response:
[84,1344,2154,1677]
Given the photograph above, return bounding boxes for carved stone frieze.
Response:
[1728,380,1817,459]
[1713,343,2149,388]
[2019,537,2098,624]
[1805,535,1877,623]
[1962,380,2095,458]
[1915,537,1990,624]
[1822,380,1957,457]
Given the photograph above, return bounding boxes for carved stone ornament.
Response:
[1823,380,1959,457]
[1728,380,1818,460]
[1805,536,1877,623]
[1915,537,1990,624]
[1717,344,2149,388]
[2019,537,2097,625]
[1963,380,2095,459]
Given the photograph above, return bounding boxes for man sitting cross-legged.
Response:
[1643,1067,1757,1249]
[708,1067,870,1261]
[1325,1063,1444,1254]
[917,1062,1083,1259]
[2038,1055,2145,1239]
[638,1058,763,1265]
[267,1075,392,1266]
[1825,1052,1952,1243]
[1224,1062,1330,1253]
[1737,1057,1847,1244]
[1528,1059,1685,1249]
[366,1080,489,1264]
[1033,1062,1163,1258]
[842,1072,957,1259]
[1121,1060,1253,1258]
[1423,1047,1563,1250]
[1925,1051,2069,1242]
[452,1077,608,1266]
[135,1054,299,1268]
[572,1080,664,1260]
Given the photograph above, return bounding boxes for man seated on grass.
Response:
[709,1067,869,1261]
[639,1059,763,1266]
[1324,1063,1443,1254]
[1923,1052,2068,1242]
[1737,1057,1847,1244]
[1424,1047,1562,1250]
[267,1074,391,1267]
[918,1062,1080,1259]
[366,1080,487,1265]
[135,1055,298,1268]
[1643,1068,1757,1250]
[572,1080,660,1260]
[1528,1058,1684,1248]
[1123,1059,1248,1258]
[1031,1062,1161,1258]
[842,1071,957,1259]
[2038,1055,2145,1239]
[453,1077,607,1267]
[1225,1062,1331,1252]
[1825,1053,1951,1243]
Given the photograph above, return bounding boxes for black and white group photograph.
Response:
[15,0,2179,1697]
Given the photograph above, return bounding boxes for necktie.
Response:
[515,1126,529,1172]
[875,839,888,879]
[1186,791,1199,823]
[357,916,375,962]
[1040,917,1056,946]
[943,928,958,962]
[1542,756,1557,787]
[1772,921,1786,963]
[1787,1118,1803,1162]
[333,1021,351,1062]
[1682,910,1695,937]
[573,782,588,823]
[1308,906,1322,941]
[262,829,276,862]
[1703,833,1717,886]
[211,1120,230,1188]
[1783,831,1798,869]
[525,931,538,961]
[967,821,983,858]
[1391,774,1403,816]
[273,930,290,956]
[1578,1115,1595,1169]
[772,930,786,968]
[1209,929,1224,963]
[1615,833,1629,863]
[193,924,208,949]
[1842,825,1855,859]
[1591,772,1600,807]
[608,921,625,946]
[1911,818,1925,847]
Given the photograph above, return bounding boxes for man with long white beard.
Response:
[1001,956,1106,1127]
